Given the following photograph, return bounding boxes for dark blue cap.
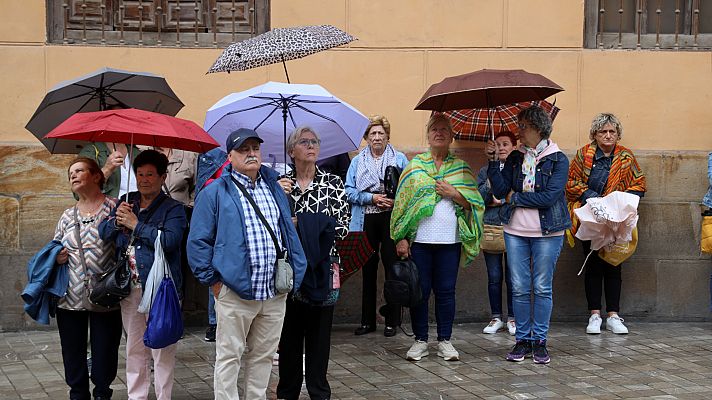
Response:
[225,128,263,152]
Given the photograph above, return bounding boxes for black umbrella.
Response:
[26,67,184,153]
[207,25,356,83]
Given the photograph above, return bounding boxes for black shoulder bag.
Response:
[231,176,294,294]
[90,196,167,308]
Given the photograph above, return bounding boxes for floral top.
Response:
[53,197,117,310]
[285,166,350,306]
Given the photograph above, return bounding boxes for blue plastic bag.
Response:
[143,275,183,349]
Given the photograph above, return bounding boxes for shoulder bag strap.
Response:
[72,207,91,287]
[230,176,284,258]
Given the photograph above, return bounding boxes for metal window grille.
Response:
[47,0,270,48]
[584,0,712,50]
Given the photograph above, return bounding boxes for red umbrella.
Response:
[415,69,564,112]
[44,108,219,154]
[445,100,560,142]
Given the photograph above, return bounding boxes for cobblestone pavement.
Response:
[2,322,712,399]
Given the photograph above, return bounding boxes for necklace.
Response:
[77,196,105,224]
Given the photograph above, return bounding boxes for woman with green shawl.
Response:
[390,113,484,362]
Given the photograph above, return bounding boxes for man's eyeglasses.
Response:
[297,138,321,147]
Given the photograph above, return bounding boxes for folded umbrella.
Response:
[335,231,374,284]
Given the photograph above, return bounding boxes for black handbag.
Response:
[384,258,422,308]
[90,195,167,308]
[384,165,401,199]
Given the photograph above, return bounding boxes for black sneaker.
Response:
[205,324,217,342]
[532,340,550,364]
[506,340,532,362]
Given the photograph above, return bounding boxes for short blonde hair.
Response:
[426,112,454,135]
[364,115,391,140]
[286,126,320,154]
[589,113,623,141]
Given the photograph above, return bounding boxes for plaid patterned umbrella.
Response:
[445,100,560,142]
[335,231,374,284]
[207,25,356,83]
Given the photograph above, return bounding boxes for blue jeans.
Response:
[208,288,216,325]
[410,242,461,342]
[504,232,563,341]
[484,251,513,319]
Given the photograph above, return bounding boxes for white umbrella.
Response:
[573,191,640,273]
[204,81,369,168]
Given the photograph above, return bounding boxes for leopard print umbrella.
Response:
[207,25,356,82]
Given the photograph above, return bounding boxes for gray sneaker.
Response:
[406,340,429,361]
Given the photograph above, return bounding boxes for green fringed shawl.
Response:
[390,151,485,266]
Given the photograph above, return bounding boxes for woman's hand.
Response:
[435,180,458,199]
[278,177,294,194]
[396,239,410,259]
[485,140,497,161]
[372,194,394,210]
[211,281,223,298]
[115,202,138,230]
[55,247,68,265]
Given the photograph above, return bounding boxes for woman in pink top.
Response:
[485,106,571,365]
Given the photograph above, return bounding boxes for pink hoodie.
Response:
[504,141,565,238]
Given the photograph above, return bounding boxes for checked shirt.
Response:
[231,170,283,300]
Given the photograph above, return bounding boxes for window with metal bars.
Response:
[46,0,270,47]
[584,0,712,50]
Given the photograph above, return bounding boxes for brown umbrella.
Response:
[415,69,564,112]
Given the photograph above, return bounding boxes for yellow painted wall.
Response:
[1,0,712,151]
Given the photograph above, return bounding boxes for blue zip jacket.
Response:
[345,149,409,231]
[487,148,572,235]
[99,191,187,296]
[704,152,712,208]
[187,164,307,299]
[22,240,69,324]
[195,147,228,200]
[477,165,512,226]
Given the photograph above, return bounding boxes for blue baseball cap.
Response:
[225,128,263,152]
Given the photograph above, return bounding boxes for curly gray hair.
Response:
[517,105,553,139]
[589,113,623,142]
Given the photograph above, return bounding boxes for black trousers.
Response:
[56,308,123,400]
[582,240,622,313]
[361,211,401,327]
[277,299,334,400]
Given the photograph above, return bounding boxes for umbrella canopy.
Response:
[445,100,560,142]
[204,81,369,165]
[573,191,640,251]
[26,67,184,153]
[44,108,219,154]
[335,231,374,284]
[415,69,564,112]
[207,25,356,82]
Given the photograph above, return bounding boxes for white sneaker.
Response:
[606,315,629,334]
[406,340,429,361]
[507,320,516,336]
[586,313,602,334]
[437,340,460,361]
[482,318,504,334]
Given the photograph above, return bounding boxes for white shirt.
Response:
[415,198,460,244]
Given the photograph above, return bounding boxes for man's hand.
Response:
[211,281,223,298]
[102,150,125,178]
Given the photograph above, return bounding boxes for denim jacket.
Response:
[487,149,572,235]
[195,147,228,200]
[703,152,712,208]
